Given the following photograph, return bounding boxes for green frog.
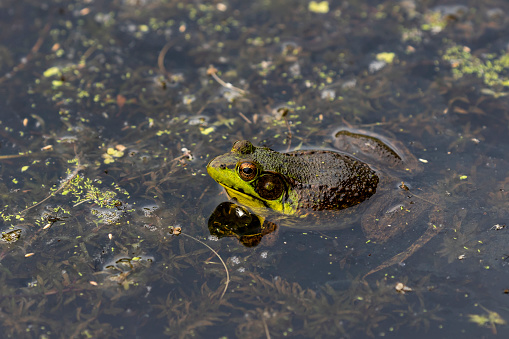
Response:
[207,129,443,275]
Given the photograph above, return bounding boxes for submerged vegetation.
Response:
[443,45,509,96]
[0,0,508,337]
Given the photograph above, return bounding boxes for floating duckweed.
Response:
[443,45,509,91]
[103,147,125,164]
[52,80,64,87]
[376,52,396,64]
[308,1,329,14]
[43,67,62,78]
[200,126,216,135]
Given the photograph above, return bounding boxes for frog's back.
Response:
[256,149,379,211]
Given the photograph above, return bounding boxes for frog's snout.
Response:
[206,157,223,171]
[206,157,219,177]
[207,157,233,179]
[207,155,237,170]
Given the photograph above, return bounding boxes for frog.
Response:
[206,128,443,276]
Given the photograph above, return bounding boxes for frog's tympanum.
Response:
[207,129,443,277]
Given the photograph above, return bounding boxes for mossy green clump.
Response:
[443,45,509,92]
[61,171,129,209]
[1,164,130,228]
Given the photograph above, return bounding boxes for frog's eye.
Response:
[255,174,284,200]
[238,162,258,181]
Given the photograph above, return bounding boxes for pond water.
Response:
[1,0,509,338]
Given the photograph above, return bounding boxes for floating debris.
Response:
[169,226,182,235]
[1,229,22,243]
[369,60,387,73]
[491,224,506,231]
[395,282,413,294]
[321,88,336,100]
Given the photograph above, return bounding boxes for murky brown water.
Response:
[1,0,509,337]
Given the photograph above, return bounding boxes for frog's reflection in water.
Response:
[208,202,277,247]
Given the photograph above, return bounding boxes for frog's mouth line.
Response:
[218,182,274,211]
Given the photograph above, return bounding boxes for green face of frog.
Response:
[207,140,299,215]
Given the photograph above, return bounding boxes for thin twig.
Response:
[0,153,31,160]
[180,232,229,299]
[410,191,439,206]
[20,160,83,215]
[262,317,271,339]
[207,65,247,95]
[0,22,51,84]
[238,112,252,124]
[80,45,97,63]
[73,198,92,208]
[158,41,175,75]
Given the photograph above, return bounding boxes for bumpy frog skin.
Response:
[207,140,379,217]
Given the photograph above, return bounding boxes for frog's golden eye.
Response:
[238,162,257,181]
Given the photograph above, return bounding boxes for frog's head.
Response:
[207,140,295,215]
